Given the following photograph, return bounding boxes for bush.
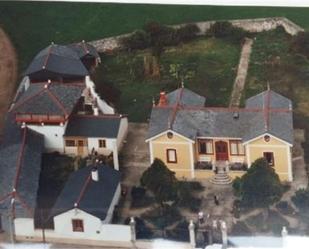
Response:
[166,220,190,242]
[290,31,309,58]
[124,217,153,239]
[177,181,203,211]
[176,23,200,42]
[121,30,151,51]
[131,186,146,200]
[208,21,247,43]
[292,188,309,211]
[231,221,251,236]
[143,205,181,229]
[230,163,248,171]
[276,201,295,215]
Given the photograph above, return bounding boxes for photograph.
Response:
[0,1,309,248]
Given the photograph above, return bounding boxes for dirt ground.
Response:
[0,28,17,136]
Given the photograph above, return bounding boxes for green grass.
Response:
[1,2,309,71]
[93,37,240,122]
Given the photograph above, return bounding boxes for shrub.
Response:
[276,201,295,215]
[208,21,247,43]
[121,30,151,51]
[290,31,309,58]
[231,221,251,236]
[292,188,309,211]
[176,24,200,42]
[166,220,190,242]
[230,163,248,171]
[143,205,181,229]
[177,181,203,211]
[233,158,283,208]
[124,217,153,239]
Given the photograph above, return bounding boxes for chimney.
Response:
[158,91,168,107]
[91,166,99,181]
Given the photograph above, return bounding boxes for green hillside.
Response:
[0,2,309,71]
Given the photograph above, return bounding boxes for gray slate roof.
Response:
[24,44,89,78]
[11,83,84,116]
[68,42,100,59]
[64,115,122,138]
[0,127,44,218]
[51,164,120,220]
[166,88,206,107]
[147,89,293,144]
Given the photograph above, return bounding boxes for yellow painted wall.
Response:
[195,138,246,163]
[248,136,291,181]
[151,132,193,179]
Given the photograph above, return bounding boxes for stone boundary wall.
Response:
[89,17,304,53]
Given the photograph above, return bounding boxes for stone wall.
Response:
[89,17,304,53]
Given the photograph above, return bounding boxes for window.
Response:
[98,139,106,148]
[264,152,275,166]
[198,139,213,154]
[229,140,245,155]
[65,140,75,147]
[72,219,84,232]
[167,149,177,163]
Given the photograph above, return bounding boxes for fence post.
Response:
[281,226,288,248]
[130,217,136,242]
[221,221,228,249]
[188,220,196,248]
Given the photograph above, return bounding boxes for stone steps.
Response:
[210,172,232,185]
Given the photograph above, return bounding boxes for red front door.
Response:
[215,141,228,161]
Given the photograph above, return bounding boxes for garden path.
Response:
[0,28,17,137]
[229,38,253,107]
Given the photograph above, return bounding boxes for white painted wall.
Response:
[103,184,121,224]
[87,137,115,155]
[14,212,131,242]
[117,117,128,149]
[85,76,115,114]
[27,123,67,152]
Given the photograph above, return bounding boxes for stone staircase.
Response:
[210,162,232,185]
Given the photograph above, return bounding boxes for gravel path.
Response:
[0,28,17,136]
[229,38,253,108]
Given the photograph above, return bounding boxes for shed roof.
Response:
[24,44,89,79]
[68,41,100,60]
[51,164,120,220]
[11,83,84,116]
[0,127,44,218]
[64,115,122,138]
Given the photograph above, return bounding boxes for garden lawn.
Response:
[1,2,309,72]
[93,37,240,122]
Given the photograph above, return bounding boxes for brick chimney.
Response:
[158,91,168,107]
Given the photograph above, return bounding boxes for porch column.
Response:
[245,144,251,167]
[189,143,195,179]
[287,146,293,182]
[149,141,154,164]
[113,140,119,170]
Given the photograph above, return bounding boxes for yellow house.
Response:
[146,87,293,183]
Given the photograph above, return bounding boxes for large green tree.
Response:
[233,158,283,208]
[140,158,178,206]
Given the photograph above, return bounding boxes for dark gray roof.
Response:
[68,42,100,59]
[0,127,44,218]
[147,89,293,144]
[245,90,292,109]
[11,83,83,116]
[51,164,121,220]
[166,88,206,107]
[64,115,122,138]
[24,44,89,78]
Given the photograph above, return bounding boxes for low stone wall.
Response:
[89,17,304,53]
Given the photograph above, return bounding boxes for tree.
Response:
[140,158,178,206]
[233,158,283,208]
[292,188,309,212]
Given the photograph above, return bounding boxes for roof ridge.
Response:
[43,44,54,69]
[46,88,69,117]
[73,114,124,119]
[13,128,28,190]
[75,175,92,207]
[10,86,46,113]
[169,87,184,129]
